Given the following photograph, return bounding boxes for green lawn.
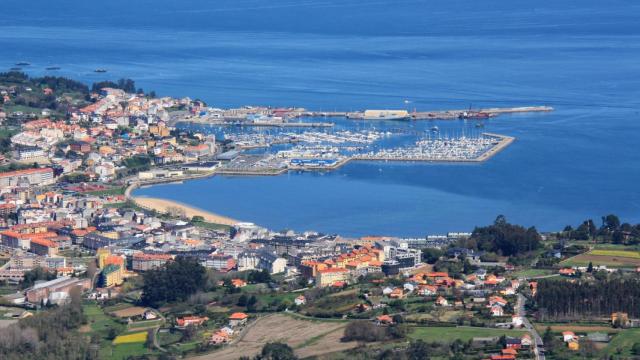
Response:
[84,304,150,360]
[511,268,553,278]
[104,200,145,211]
[256,292,298,304]
[108,342,152,360]
[85,186,126,196]
[84,304,124,334]
[3,104,47,115]
[0,284,20,295]
[171,340,200,352]
[0,126,19,138]
[127,318,164,331]
[602,328,640,357]
[157,330,183,347]
[594,243,640,251]
[408,326,527,343]
[103,303,134,313]
[192,220,232,232]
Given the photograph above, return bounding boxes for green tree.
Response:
[257,342,298,360]
[602,214,621,231]
[406,340,430,360]
[462,215,541,256]
[421,248,443,264]
[237,294,248,307]
[247,295,258,312]
[141,257,206,307]
[20,267,56,289]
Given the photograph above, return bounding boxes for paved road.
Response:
[517,293,545,360]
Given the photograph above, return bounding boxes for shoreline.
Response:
[132,196,241,226]
[123,134,514,228]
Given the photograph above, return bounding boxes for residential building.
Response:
[316,267,348,287]
[237,249,287,274]
[132,253,173,271]
[0,168,54,188]
[176,316,209,328]
[100,264,123,287]
[29,237,58,256]
[228,312,248,327]
[206,254,236,272]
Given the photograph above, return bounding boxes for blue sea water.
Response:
[2,0,640,236]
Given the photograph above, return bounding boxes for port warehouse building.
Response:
[290,158,338,167]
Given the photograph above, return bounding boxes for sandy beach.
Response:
[132,196,240,226]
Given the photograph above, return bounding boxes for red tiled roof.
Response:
[229,312,248,320]
[0,167,52,178]
[30,237,57,248]
[317,267,348,274]
[133,253,172,261]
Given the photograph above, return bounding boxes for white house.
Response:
[511,315,523,327]
[294,295,306,306]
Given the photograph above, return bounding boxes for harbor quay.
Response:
[168,105,553,126]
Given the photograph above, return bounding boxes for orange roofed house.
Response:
[231,278,247,288]
[559,268,577,276]
[228,312,249,327]
[210,330,230,345]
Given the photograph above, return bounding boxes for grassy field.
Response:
[127,318,164,331]
[109,342,151,360]
[406,310,462,323]
[103,303,135,313]
[594,243,640,251]
[103,200,145,211]
[511,268,554,278]
[590,249,640,258]
[157,330,182,347]
[602,328,640,357]
[0,284,19,295]
[256,292,298,304]
[83,304,137,359]
[192,220,232,232]
[408,326,527,342]
[84,304,124,334]
[85,186,126,196]
[534,323,620,334]
[561,249,640,268]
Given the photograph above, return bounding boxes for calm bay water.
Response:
[2,0,640,236]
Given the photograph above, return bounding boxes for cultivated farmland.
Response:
[191,314,358,360]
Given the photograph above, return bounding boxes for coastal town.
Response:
[1,72,640,360]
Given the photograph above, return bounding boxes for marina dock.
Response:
[352,133,514,163]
